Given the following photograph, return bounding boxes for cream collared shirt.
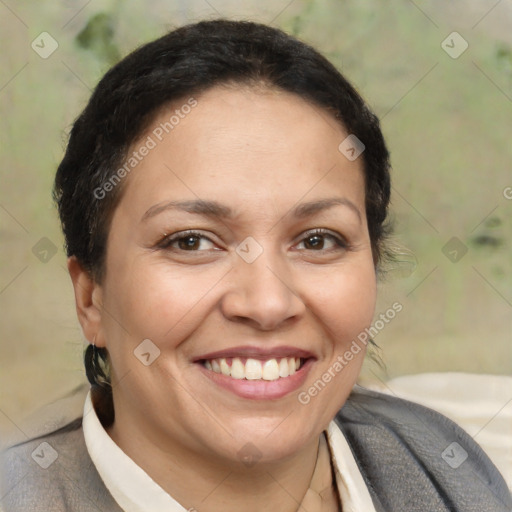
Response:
[83,392,376,512]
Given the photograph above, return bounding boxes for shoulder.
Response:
[2,421,87,511]
[335,386,512,511]
[0,390,121,512]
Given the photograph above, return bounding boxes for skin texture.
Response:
[69,85,377,512]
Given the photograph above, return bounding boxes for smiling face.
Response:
[88,85,377,466]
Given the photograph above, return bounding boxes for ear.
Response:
[67,256,106,348]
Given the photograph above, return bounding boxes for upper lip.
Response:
[195,345,316,362]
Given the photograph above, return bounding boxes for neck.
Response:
[108,417,321,512]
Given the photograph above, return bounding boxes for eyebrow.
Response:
[141,199,232,222]
[293,197,362,223]
[141,197,362,223]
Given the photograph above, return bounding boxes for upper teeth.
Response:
[204,357,301,380]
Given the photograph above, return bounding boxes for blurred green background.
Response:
[1,0,511,435]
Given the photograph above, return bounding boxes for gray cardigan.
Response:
[1,387,511,511]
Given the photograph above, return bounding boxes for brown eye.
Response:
[159,231,217,251]
[296,230,346,251]
[178,235,202,250]
[303,234,326,250]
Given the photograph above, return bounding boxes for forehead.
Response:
[117,85,365,216]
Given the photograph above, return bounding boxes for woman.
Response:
[2,19,510,512]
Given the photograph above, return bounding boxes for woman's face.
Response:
[94,85,377,465]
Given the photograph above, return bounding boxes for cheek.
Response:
[306,261,377,347]
[296,262,376,422]
[102,259,227,352]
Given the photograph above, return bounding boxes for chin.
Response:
[208,417,317,467]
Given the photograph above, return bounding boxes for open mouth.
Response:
[201,357,306,380]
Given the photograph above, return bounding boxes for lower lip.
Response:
[197,359,314,400]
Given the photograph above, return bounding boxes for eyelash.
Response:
[294,228,349,251]
[157,230,216,251]
[157,229,349,252]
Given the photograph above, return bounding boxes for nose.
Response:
[220,253,306,331]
